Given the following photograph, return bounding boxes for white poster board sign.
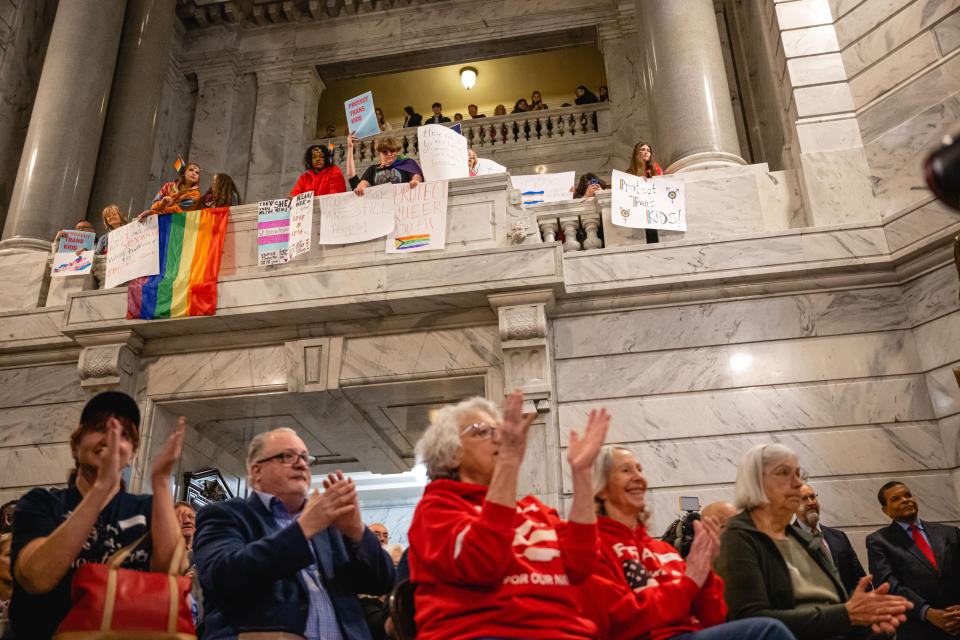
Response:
[474,158,507,176]
[510,172,575,205]
[418,124,469,182]
[105,216,159,289]
[257,199,291,266]
[386,181,448,253]
[288,191,314,260]
[610,170,686,231]
[51,230,95,277]
[318,184,396,244]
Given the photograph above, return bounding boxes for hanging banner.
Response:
[51,230,95,277]
[318,184,396,245]
[345,91,380,139]
[105,216,159,289]
[258,199,291,266]
[610,170,686,231]
[510,172,575,205]
[418,124,469,182]
[386,181,448,253]
[288,191,314,260]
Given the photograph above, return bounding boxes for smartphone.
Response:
[679,495,700,511]
[589,179,599,185]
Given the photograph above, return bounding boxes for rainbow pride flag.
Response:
[394,234,431,250]
[127,208,229,319]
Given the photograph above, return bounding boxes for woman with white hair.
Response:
[407,391,609,640]
[581,445,795,640]
[715,443,911,640]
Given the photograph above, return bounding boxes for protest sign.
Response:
[105,216,159,289]
[418,124,469,182]
[386,181,448,253]
[288,191,314,260]
[51,230,95,277]
[474,158,507,175]
[610,170,686,231]
[258,199,291,266]
[510,172,575,205]
[318,184,396,244]
[345,91,380,139]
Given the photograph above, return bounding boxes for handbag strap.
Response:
[107,532,186,575]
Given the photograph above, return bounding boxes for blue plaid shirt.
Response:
[255,491,344,640]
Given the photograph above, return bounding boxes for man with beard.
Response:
[791,483,866,595]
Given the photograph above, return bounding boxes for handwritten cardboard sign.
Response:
[345,91,380,139]
[610,170,686,231]
[418,124,469,182]
[105,217,159,289]
[288,191,314,260]
[51,230,95,277]
[318,184,396,244]
[385,181,448,253]
[258,199,291,266]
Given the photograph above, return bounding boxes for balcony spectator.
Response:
[347,133,423,195]
[627,141,663,179]
[467,104,485,118]
[95,206,128,254]
[402,106,422,128]
[575,85,599,105]
[138,162,202,222]
[453,113,463,122]
[493,104,507,116]
[582,445,796,640]
[201,173,242,208]
[426,102,450,124]
[324,124,337,138]
[599,85,610,102]
[9,392,185,640]
[370,523,388,545]
[52,219,97,254]
[715,443,912,640]
[407,391,609,640]
[511,98,529,114]
[530,90,548,111]
[467,148,478,176]
[290,144,346,199]
[573,173,607,199]
[375,107,393,132]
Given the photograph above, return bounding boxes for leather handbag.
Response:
[53,534,196,639]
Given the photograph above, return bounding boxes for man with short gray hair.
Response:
[194,427,395,639]
[791,482,866,595]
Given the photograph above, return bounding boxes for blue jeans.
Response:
[672,618,796,640]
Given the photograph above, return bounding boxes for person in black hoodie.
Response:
[574,85,599,105]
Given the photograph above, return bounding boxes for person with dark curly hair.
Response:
[289,144,346,198]
[201,173,243,208]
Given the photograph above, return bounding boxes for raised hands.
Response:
[299,471,365,541]
[684,516,722,587]
[151,416,186,481]
[844,575,911,634]
[94,417,126,492]
[497,390,537,466]
[567,408,610,474]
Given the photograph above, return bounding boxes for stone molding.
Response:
[76,331,144,397]
[489,290,555,396]
[285,336,344,392]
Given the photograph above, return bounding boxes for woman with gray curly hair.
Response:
[408,390,610,640]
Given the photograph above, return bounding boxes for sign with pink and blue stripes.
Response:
[257,199,290,266]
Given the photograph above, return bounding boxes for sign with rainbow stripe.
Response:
[385,181,448,253]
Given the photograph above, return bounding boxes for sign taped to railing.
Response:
[288,191,313,260]
[386,181,448,253]
[258,198,291,266]
[52,230,95,277]
[318,184,396,244]
[510,172,575,205]
[611,170,686,231]
[418,124,469,182]
[344,91,380,139]
[105,216,159,289]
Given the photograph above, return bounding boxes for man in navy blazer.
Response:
[194,427,395,639]
[866,481,960,639]
[792,483,867,595]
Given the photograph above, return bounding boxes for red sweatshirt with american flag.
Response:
[408,479,599,640]
[578,516,727,640]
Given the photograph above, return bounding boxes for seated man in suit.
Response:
[792,483,866,595]
[194,427,395,639]
[866,481,960,639]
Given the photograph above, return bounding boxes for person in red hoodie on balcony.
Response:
[582,445,796,640]
[408,391,610,640]
[288,143,346,198]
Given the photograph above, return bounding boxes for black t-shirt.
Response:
[10,486,153,639]
[359,163,418,187]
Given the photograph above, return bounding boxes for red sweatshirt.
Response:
[579,517,727,640]
[288,166,346,198]
[408,479,599,640]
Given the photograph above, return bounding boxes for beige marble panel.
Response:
[796,117,864,154]
[0,363,85,408]
[849,33,939,109]
[834,0,913,46]
[0,402,84,448]
[776,0,835,29]
[799,147,881,224]
[884,198,960,255]
[0,308,67,346]
[827,0,867,19]
[934,8,960,54]
[0,443,73,488]
[0,251,48,312]
[781,24,840,57]
[901,263,960,327]
[793,83,856,117]
[786,52,849,86]
[940,413,960,467]
[925,360,960,418]
[757,170,805,229]
[138,346,288,397]
[556,330,921,400]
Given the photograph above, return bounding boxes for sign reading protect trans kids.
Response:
[610,169,686,232]
[344,92,380,139]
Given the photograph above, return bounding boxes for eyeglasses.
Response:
[256,450,318,466]
[460,423,497,439]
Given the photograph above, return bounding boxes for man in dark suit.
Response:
[194,427,395,639]
[867,481,960,639]
[792,483,867,595]
[426,102,450,124]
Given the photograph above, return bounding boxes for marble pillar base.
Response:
[0,236,53,252]
[666,151,748,174]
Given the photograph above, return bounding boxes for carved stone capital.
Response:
[76,332,144,396]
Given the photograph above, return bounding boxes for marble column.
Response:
[187,60,242,182]
[636,0,746,173]
[0,0,127,251]
[87,0,177,225]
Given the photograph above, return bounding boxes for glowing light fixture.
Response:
[535,165,548,175]
[459,66,478,90]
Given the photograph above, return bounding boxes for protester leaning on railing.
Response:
[95,205,128,255]
[346,133,423,196]
[289,144,346,199]
[201,173,243,208]
[138,161,202,222]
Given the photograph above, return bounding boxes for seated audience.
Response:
[138,162,202,222]
[530,90,548,111]
[9,392,185,640]
[97,206,128,254]
[376,107,393,131]
[793,484,866,596]
[385,544,403,567]
[573,173,607,199]
[627,141,663,179]
[52,219,97,254]
[582,446,795,640]
[0,533,11,624]
[370,523,389,545]
[193,427,395,639]
[512,98,529,114]
[426,102,450,124]
[866,481,960,639]
[599,85,610,102]
[201,173,242,208]
[467,104,485,118]
[290,144,347,199]
[715,443,911,640]
[325,124,337,137]
[0,501,16,535]
[402,106,422,128]
[575,85,599,105]
[407,391,609,640]
[493,104,507,116]
[176,500,203,627]
[346,133,423,195]
[453,113,463,122]
[702,501,739,531]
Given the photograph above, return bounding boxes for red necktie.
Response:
[909,524,937,568]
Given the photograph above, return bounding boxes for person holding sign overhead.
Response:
[346,133,423,196]
[289,144,346,199]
